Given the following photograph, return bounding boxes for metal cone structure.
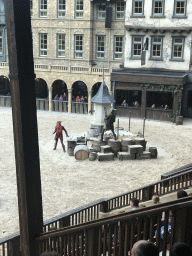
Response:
[91,78,115,133]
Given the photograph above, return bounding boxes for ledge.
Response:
[125,25,192,33]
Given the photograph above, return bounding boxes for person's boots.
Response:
[62,144,66,152]
[53,143,57,150]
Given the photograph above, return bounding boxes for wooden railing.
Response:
[36,197,192,256]
[71,102,88,114]
[52,100,68,112]
[1,168,192,256]
[106,168,192,211]
[0,198,106,256]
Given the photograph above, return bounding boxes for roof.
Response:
[91,79,115,104]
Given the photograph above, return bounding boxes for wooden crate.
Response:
[136,151,151,160]
[117,152,135,161]
[128,145,143,154]
[100,145,112,154]
[98,152,115,161]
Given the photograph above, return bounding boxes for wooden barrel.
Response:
[108,139,121,156]
[92,139,107,152]
[89,152,97,161]
[149,147,158,159]
[176,116,183,125]
[74,145,90,160]
[121,138,134,152]
[67,139,76,156]
[88,127,98,137]
[134,138,146,150]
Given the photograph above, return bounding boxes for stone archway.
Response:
[0,76,10,95]
[92,82,101,97]
[35,78,48,98]
[72,81,88,101]
[52,80,68,100]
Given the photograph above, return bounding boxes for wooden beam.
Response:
[4,0,43,255]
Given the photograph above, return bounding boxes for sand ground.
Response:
[0,107,192,238]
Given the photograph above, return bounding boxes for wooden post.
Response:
[117,118,119,139]
[143,118,145,138]
[129,111,131,132]
[4,0,43,255]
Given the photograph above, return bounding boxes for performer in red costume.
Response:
[53,121,69,152]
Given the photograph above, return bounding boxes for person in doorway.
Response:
[54,94,59,100]
[63,93,67,101]
[121,100,128,107]
[164,104,169,110]
[53,121,69,152]
[76,96,81,102]
[134,101,139,107]
[59,95,63,101]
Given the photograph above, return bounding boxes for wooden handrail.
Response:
[35,197,192,256]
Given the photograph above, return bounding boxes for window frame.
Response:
[39,33,48,57]
[0,28,6,62]
[74,34,84,59]
[96,35,106,59]
[150,36,163,60]
[114,36,124,60]
[116,1,125,20]
[171,36,185,60]
[57,34,65,58]
[132,0,144,16]
[173,0,187,17]
[75,0,84,19]
[152,0,164,17]
[57,0,66,18]
[97,5,106,20]
[131,35,144,59]
[39,0,47,18]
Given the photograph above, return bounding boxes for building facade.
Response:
[0,0,125,114]
[111,0,192,120]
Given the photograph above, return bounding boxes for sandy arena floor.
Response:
[0,107,192,238]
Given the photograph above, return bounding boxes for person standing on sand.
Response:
[53,121,69,152]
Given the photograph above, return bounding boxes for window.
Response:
[96,35,105,59]
[39,33,47,56]
[30,0,33,17]
[174,0,187,16]
[40,0,47,17]
[151,36,163,59]
[75,0,84,18]
[116,1,125,19]
[74,35,83,58]
[57,34,65,58]
[172,37,184,60]
[58,0,66,18]
[132,0,144,16]
[132,36,143,58]
[0,29,5,61]
[152,0,164,16]
[97,5,106,19]
[0,33,2,55]
[114,36,123,60]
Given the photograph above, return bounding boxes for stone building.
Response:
[111,0,192,121]
[0,0,125,114]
